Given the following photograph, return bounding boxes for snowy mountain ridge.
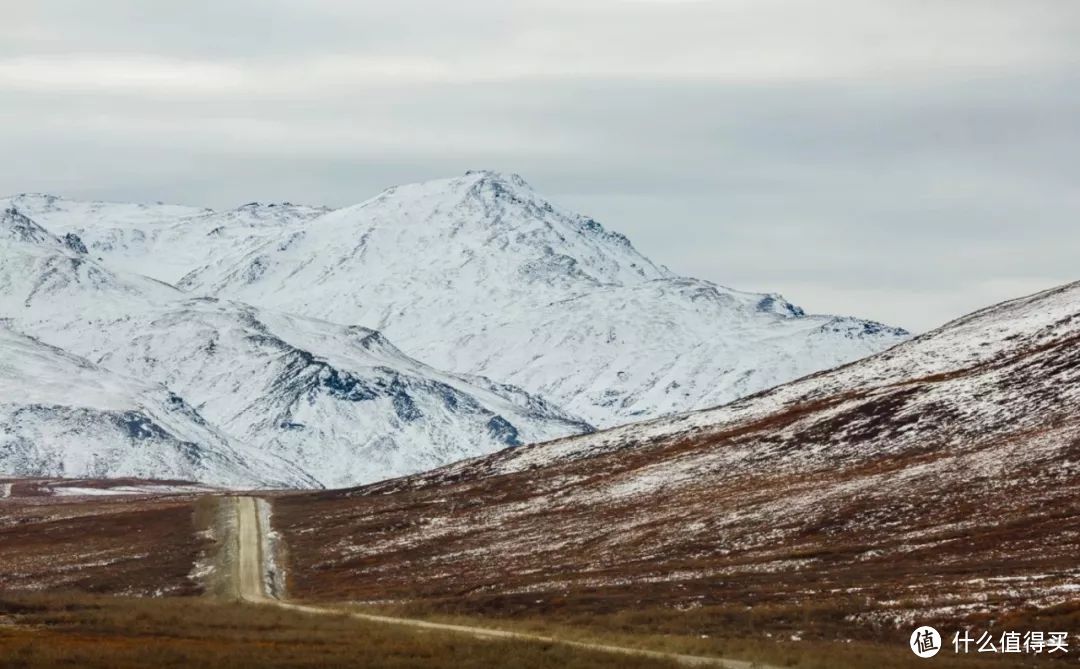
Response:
[3,193,327,285]
[457,278,1080,478]
[174,171,910,425]
[0,323,314,488]
[2,171,910,486]
[0,203,592,487]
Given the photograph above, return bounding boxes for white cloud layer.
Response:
[2,0,1078,329]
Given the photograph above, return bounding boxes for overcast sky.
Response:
[3,1,1078,331]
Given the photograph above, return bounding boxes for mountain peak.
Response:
[463,169,531,189]
[0,206,59,247]
[4,174,912,433]
[364,170,536,210]
[174,172,908,426]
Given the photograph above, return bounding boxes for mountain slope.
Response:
[425,278,906,423]
[175,171,909,425]
[3,193,327,284]
[273,280,1080,640]
[0,324,309,487]
[0,206,591,487]
[0,206,178,314]
[62,299,591,488]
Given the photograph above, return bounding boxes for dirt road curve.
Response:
[229,496,777,669]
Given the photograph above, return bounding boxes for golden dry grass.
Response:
[0,593,685,669]
[341,599,1079,669]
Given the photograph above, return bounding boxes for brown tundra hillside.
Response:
[274,280,1080,651]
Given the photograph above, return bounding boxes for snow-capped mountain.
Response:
[4,193,328,284]
[135,170,902,427]
[62,300,591,488]
[0,205,591,488]
[7,174,909,427]
[0,206,179,314]
[1,171,909,486]
[0,323,312,488]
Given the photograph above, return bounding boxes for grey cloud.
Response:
[1,1,1078,331]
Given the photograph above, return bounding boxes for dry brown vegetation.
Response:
[341,600,1080,669]
[273,424,1080,638]
[0,491,211,595]
[0,593,684,669]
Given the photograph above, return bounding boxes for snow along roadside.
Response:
[255,497,286,599]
